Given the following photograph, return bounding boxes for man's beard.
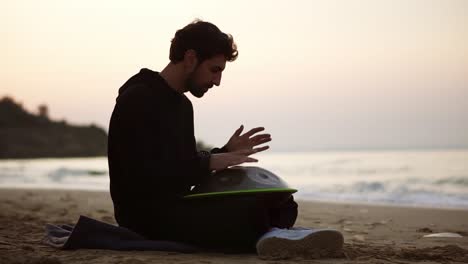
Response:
[187,73,206,98]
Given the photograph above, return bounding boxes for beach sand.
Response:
[1,188,467,264]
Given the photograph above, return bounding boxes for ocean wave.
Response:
[2,151,468,209]
[296,180,468,209]
[48,167,108,181]
[435,176,468,186]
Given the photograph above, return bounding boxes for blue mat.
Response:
[43,215,200,252]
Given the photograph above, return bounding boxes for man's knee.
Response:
[269,195,298,228]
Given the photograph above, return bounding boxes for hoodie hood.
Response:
[116,68,156,101]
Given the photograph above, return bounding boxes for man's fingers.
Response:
[242,127,265,138]
[253,146,269,153]
[251,134,271,142]
[227,155,258,167]
[257,137,272,145]
[233,149,256,156]
[233,146,269,156]
[212,151,260,171]
[234,125,244,137]
[252,138,272,147]
[244,157,258,163]
[251,134,272,145]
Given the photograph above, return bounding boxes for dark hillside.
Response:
[0,97,107,159]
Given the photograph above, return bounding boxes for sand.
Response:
[1,188,467,264]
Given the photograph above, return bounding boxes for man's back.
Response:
[108,68,211,227]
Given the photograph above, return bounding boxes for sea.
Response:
[1,150,467,209]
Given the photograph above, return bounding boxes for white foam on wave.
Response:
[1,151,468,209]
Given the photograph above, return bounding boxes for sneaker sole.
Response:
[257,229,344,259]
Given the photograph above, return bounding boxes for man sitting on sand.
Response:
[108,20,343,258]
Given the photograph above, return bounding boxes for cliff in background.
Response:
[0,97,107,159]
[0,96,213,159]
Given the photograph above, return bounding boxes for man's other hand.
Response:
[209,149,262,171]
[224,125,271,153]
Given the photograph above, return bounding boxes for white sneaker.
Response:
[256,227,344,259]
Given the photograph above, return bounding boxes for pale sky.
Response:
[2,0,468,151]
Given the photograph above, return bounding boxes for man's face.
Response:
[187,55,226,98]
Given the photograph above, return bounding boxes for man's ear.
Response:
[183,49,198,73]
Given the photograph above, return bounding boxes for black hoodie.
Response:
[108,68,216,224]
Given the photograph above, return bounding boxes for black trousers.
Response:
[118,193,298,252]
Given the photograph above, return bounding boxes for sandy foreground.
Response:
[0,188,467,264]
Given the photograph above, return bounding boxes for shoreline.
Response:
[1,188,468,263]
[2,186,468,211]
[1,147,468,160]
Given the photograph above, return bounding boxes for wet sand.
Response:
[1,188,468,264]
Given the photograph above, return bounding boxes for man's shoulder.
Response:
[116,68,168,102]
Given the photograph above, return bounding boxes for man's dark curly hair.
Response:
[169,20,238,63]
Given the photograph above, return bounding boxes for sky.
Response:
[2,0,468,151]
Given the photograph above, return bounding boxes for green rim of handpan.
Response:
[184,188,298,199]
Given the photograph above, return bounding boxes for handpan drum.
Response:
[184,166,297,199]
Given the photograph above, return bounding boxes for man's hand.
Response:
[209,149,260,171]
[224,125,271,153]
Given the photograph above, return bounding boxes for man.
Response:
[108,20,343,257]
